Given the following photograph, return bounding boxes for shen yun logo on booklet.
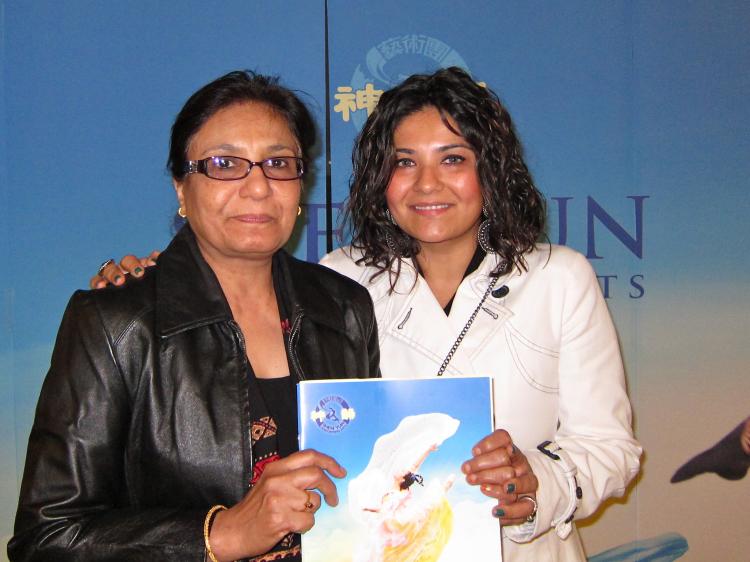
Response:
[298,377,501,562]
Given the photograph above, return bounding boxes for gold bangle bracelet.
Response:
[203,504,228,562]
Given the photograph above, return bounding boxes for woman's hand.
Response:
[209,449,346,561]
[89,251,160,289]
[461,429,539,526]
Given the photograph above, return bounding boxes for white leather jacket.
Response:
[321,244,641,561]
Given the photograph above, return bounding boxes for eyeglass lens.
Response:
[205,156,303,180]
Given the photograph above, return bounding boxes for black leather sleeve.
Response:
[363,289,381,380]
[8,291,205,561]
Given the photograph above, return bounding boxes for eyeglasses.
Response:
[184,156,305,181]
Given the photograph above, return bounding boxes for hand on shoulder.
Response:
[89,251,160,289]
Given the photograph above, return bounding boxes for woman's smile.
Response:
[411,203,452,214]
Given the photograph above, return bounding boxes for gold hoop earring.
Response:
[178,207,187,218]
[297,206,302,216]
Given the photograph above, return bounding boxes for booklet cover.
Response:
[298,377,501,562]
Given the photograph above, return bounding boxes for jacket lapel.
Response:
[447,269,514,370]
[155,225,233,338]
[375,255,514,376]
[273,250,349,334]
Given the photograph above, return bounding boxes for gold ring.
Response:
[304,491,314,511]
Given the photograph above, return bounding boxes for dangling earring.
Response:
[384,208,401,256]
[178,206,187,219]
[297,206,302,216]
[477,203,494,253]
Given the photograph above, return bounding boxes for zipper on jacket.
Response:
[231,315,306,380]
[228,320,255,484]
[287,311,306,381]
[230,320,248,357]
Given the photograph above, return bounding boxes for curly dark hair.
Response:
[344,66,545,284]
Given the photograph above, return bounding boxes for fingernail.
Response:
[506,483,516,493]
[482,485,491,493]
[472,447,481,456]
[134,267,143,276]
[114,275,123,284]
[493,508,505,518]
[461,462,470,474]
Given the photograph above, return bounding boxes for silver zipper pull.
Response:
[397,308,412,330]
[481,306,498,320]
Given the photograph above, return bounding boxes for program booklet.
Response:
[297,376,501,562]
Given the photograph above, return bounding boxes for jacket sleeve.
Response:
[319,248,380,379]
[366,295,382,379]
[8,292,206,561]
[353,282,382,380]
[505,251,642,543]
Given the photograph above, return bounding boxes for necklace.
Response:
[436,276,499,376]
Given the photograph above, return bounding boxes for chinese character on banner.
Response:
[424,37,450,61]
[333,86,357,122]
[401,34,426,54]
[338,35,471,129]
[378,37,403,59]
[355,83,383,116]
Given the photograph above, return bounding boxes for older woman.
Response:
[88,67,640,561]
[9,71,379,562]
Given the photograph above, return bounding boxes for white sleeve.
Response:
[507,251,641,543]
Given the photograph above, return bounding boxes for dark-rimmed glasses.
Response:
[184,156,305,181]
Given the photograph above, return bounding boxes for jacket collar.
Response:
[271,248,349,334]
[156,225,347,338]
[362,251,509,304]
[156,225,233,338]
[365,252,515,374]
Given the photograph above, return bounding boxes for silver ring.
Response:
[98,258,115,277]
[518,495,537,523]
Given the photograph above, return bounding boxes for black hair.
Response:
[344,66,546,283]
[168,70,316,180]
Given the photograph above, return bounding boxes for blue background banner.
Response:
[2,2,748,560]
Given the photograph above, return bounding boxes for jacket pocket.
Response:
[505,327,560,393]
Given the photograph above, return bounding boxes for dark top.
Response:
[249,375,300,561]
[442,245,486,315]
[9,224,380,562]
[244,258,300,561]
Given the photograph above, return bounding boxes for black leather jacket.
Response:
[9,226,380,561]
